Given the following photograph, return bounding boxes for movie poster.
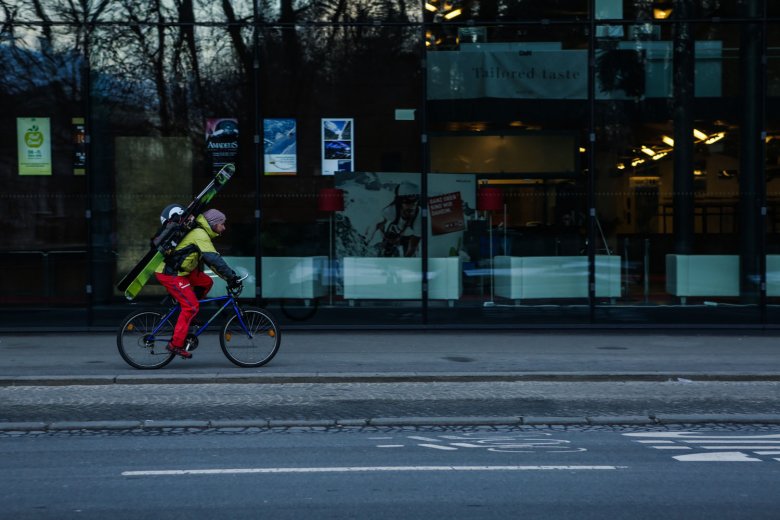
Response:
[334,172,475,259]
[206,118,238,176]
[263,118,297,175]
[17,117,52,176]
[321,118,353,176]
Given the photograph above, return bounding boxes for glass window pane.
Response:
[0,23,88,313]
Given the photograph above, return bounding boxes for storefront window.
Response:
[0,0,777,329]
[0,22,88,312]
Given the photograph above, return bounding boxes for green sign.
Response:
[17,117,52,176]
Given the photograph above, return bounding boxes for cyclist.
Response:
[154,208,241,359]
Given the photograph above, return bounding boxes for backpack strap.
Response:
[162,244,200,275]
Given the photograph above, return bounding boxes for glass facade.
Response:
[1,0,778,329]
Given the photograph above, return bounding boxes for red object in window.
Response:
[476,187,503,211]
[317,188,345,212]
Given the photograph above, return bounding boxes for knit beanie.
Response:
[202,209,226,229]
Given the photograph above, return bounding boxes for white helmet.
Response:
[160,204,185,224]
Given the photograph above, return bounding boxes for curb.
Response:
[3,372,780,386]
[3,414,780,432]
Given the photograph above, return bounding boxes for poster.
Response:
[263,118,297,175]
[429,192,465,236]
[205,117,238,176]
[334,172,475,259]
[17,117,52,176]
[322,118,353,176]
[72,117,86,175]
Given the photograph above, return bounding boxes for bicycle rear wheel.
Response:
[117,310,176,369]
[220,307,281,368]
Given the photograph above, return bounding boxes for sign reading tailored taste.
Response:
[17,117,52,176]
[206,118,238,176]
[263,118,297,176]
[321,118,353,176]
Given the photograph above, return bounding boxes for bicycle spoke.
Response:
[220,307,281,367]
[117,311,176,369]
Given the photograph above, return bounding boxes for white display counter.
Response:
[261,256,328,299]
[493,255,621,301]
[343,257,462,302]
[665,254,739,302]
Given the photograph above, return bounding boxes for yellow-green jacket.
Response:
[156,214,236,281]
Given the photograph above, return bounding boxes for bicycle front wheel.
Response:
[117,310,176,369]
[220,307,281,368]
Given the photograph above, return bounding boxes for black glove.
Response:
[227,276,242,290]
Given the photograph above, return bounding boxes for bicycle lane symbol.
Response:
[371,432,587,453]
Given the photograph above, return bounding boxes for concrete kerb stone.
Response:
[0,376,117,386]
[48,420,142,430]
[4,414,780,432]
[521,416,589,425]
[368,416,523,427]
[653,413,780,424]
[5,372,780,387]
[586,416,656,425]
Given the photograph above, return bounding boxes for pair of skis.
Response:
[116,163,235,300]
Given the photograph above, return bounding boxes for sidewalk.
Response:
[2,330,780,384]
[3,331,780,431]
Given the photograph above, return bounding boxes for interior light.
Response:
[425,2,438,12]
[617,163,626,170]
[444,8,462,19]
[641,146,656,156]
[579,147,586,153]
[662,135,675,147]
[653,8,673,19]
[693,169,704,176]
[631,158,646,167]
[693,129,708,141]
[651,151,668,161]
[705,132,725,145]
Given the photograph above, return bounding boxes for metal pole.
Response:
[489,212,494,304]
[644,238,650,304]
[329,213,334,306]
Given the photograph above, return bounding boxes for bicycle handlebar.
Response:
[227,274,249,298]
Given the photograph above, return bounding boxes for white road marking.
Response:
[122,465,625,477]
[698,445,780,450]
[625,431,780,462]
[418,443,458,450]
[673,452,761,462]
[624,432,780,439]
[376,445,405,448]
[408,436,440,442]
[681,440,780,444]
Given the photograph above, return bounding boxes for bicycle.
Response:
[117,281,281,369]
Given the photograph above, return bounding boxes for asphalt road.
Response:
[3,424,780,519]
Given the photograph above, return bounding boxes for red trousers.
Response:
[155,270,213,348]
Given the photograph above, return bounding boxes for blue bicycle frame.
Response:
[151,293,253,340]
